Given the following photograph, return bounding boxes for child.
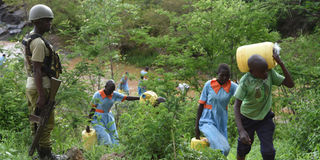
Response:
[118,72,129,95]
[0,54,6,66]
[195,63,238,156]
[89,80,140,145]
[140,67,149,80]
[138,67,149,96]
[233,52,294,160]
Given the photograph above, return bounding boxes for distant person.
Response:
[140,67,149,80]
[234,52,294,160]
[118,72,129,95]
[195,63,238,156]
[138,67,149,96]
[0,54,6,66]
[22,4,63,160]
[89,80,140,146]
[177,83,190,94]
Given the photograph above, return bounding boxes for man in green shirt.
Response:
[234,51,294,160]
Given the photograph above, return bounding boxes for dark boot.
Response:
[38,147,55,160]
[38,147,68,160]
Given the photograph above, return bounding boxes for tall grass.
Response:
[122,49,158,67]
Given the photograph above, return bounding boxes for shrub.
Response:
[0,48,28,131]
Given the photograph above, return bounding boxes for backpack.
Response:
[22,33,62,78]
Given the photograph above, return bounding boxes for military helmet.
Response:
[29,4,54,21]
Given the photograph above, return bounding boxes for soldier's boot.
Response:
[37,147,53,160]
[38,147,67,160]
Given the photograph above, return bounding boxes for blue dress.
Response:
[198,79,238,156]
[0,55,5,66]
[91,90,126,146]
[118,75,129,95]
[138,70,148,96]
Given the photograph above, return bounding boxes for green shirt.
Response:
[235,69,285,120]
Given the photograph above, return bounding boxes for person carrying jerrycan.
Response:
[89,80,140,146]
[234,50,294,160]
[195,63,238,156]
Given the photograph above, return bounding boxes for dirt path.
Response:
[67,57,143,96]
[1,40,195,97]
[0,40,143,96]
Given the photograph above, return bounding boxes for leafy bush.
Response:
[0,47,28,131]
[119,102,174,159]
[287,88,320,152]
[118,70,228,159]
[272,29,320,156]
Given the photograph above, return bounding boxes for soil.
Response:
[67,57,143,96]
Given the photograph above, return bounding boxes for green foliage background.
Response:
[1,0,320,159]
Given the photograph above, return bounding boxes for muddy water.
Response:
[0,41,23,58]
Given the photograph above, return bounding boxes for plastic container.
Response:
[139,91,158,105]
[190,137,209,151]
[118,89,124,94]
[82,128,97,150]
[236,42,277,72]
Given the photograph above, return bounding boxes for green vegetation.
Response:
[1,0,319,159]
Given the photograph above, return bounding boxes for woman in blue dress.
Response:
[89,80,140,145]
[195,63,238,156]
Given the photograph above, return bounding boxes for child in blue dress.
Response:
[138,67,149,96]
[89,80,140,145]
[195,63,238,156]
[118,72,129,95]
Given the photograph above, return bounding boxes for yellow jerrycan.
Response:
[82,126,97,150]
[139,91,158,106]
[190,137,209,151]
[236,42,278,72]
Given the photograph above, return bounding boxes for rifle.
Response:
[28,77,62,156]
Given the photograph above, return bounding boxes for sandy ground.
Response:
[0,40,144,96]
[66,57,143,96]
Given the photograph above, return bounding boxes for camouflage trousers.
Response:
[26,88,55,148]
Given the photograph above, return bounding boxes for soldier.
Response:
[22,4,63,160]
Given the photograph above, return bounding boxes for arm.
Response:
[88,108,95,119]
[195,104,204,139]
[87,105,96,133]
[234,99,251,145]
[126,96,140,101]
[273,50,294,88]
[33,62,47,108]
